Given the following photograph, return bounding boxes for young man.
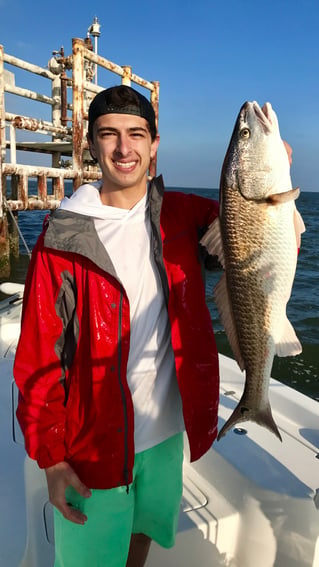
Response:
[14,85,220,567]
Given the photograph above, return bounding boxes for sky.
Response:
[1,0,319,191]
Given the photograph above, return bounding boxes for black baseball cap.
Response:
[88,85,157,140]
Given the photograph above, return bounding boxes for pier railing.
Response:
[0,37,159,276]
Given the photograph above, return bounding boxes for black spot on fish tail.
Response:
[217,402,282,442]
[240,406,249,415]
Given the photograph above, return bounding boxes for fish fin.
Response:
[214,274,245,371]
[200,218,225,267]
[267,187,300,204]
[217,398,282,442]
[276,317,302,357]
[294,207,306,249]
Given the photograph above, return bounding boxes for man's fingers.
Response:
[45,461,91,524]
[283,140,293,165]
[62,502,88,525]
[69,472,92,499]
[53,496,88,525]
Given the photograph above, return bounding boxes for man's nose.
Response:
[115,134,130,155]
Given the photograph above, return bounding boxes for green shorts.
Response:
[54,433,184,567]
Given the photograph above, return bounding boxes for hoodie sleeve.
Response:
[14,232,73,468]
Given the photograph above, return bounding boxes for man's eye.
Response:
[98,131,115,138]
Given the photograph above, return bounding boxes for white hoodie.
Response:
[59,182,184,452]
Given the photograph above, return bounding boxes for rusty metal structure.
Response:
[0,31,159,277]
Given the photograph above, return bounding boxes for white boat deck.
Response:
[1,283,319,567]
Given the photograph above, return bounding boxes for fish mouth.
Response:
[250,101,274,133]
[241,101,274,134]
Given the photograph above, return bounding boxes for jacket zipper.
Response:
[117,289,130,493]
[149,212,169,307]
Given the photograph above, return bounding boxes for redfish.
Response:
[201,101,305,441]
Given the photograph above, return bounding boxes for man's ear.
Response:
[150,134,160,160]
[87,132,97,161]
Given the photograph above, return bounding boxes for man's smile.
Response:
[113,160,137,170]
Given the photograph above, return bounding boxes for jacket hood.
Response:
[59,181,109,219]
[44,176,165,277]
[60,177,165,219]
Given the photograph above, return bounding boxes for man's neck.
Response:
[99,184,147,209]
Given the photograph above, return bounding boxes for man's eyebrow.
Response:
[96,126,117,134]
[128,126,148,133]
[96,126,148,134]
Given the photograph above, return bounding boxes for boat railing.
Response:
[0,35,159,276]
[0,38,159,211]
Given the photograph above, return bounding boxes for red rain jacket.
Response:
[14,176,220,489]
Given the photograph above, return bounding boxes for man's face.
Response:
[88,113,159,193]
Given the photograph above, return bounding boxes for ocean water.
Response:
[3,184,319,402]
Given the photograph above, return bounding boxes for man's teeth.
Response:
[115,161,135,169]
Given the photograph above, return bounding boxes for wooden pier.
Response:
[0,29,159,277]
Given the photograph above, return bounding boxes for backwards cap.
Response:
[88,85,157,140]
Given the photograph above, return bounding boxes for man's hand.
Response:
[45,461,92,525]
[283,140,293,165]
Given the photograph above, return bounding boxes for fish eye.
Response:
[240,128,250,139]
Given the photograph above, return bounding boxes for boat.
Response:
[1,282,319,567]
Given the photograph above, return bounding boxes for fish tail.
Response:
[217,401,282,442]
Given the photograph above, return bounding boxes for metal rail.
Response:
[0,34,159,276]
